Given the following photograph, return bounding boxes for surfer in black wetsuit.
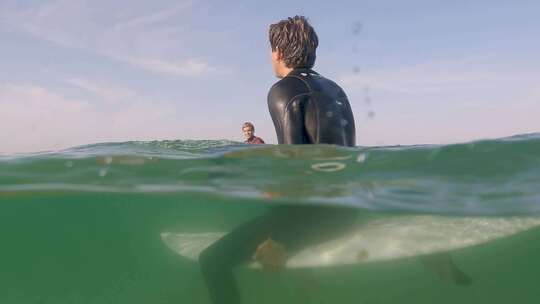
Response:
[199,16,358,304]
[266,50,355,146]
[198,16,471,304]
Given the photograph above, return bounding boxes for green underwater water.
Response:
[1,134,540,304]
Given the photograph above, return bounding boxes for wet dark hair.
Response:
[269,15,318,69]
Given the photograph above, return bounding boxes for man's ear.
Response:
[273,48,283,61]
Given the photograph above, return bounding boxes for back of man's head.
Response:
[269,16,318,69]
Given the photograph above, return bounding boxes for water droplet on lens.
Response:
[352,21,363,35]
[364,86,371,94]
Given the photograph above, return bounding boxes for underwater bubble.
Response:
[311,162,346,172]
[357,153,367,163]
[96,156,113,165]
[99,168,108,177]
[356,249,369,261]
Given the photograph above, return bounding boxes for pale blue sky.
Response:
[1,0,539,153]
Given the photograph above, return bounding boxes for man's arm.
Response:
[267,78,309,144]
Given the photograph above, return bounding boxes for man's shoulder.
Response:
[253,137,265,144]
[268,76,310,105]
[311,73,349,100]
[246,137,265,144]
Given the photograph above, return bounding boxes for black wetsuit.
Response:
[199,68,357,304]
[268,68,355,146]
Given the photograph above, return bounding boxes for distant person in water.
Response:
[242,122,265,144]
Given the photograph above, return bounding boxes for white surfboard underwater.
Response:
[161,215,540,269]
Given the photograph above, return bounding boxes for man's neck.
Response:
[277,66,293,78]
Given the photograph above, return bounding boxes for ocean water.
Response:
[1,134,540,304]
